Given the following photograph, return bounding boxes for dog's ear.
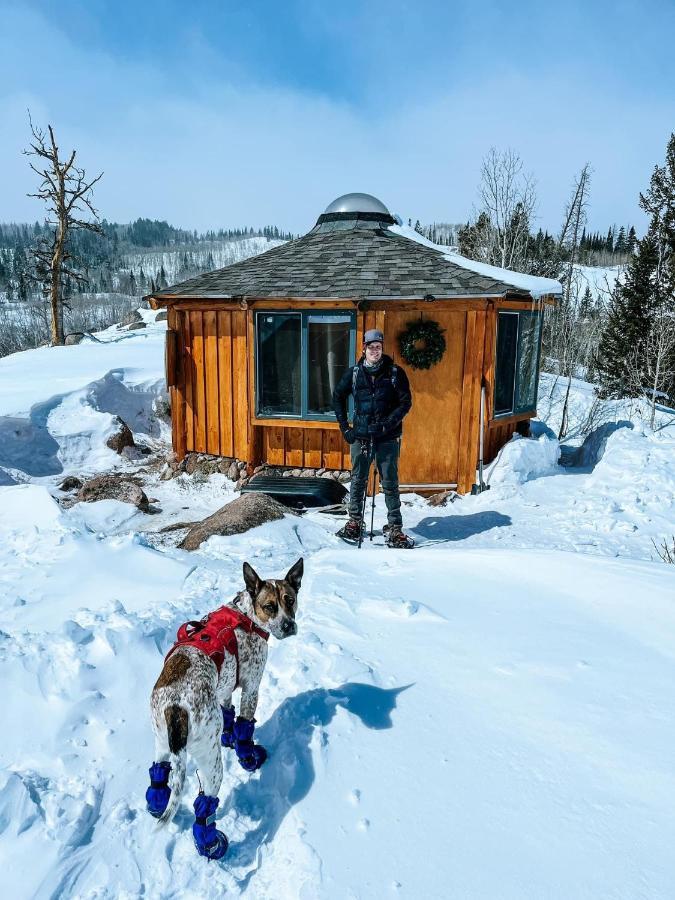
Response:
[243,561,262,598]
[285,557,303,593]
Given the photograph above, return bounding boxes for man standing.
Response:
[332,329,414,548]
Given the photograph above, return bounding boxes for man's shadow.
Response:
[223,682,410,879]
[412,511,511,542]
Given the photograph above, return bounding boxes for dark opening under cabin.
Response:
[148,193,561,494]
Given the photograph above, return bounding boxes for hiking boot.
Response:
[338,518,363,541]
[386,526,415,549]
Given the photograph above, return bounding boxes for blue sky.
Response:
[1,0,673,234]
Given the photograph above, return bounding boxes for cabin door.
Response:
[387,310,468,488]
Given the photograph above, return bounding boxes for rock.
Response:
[226,461,240,481]
[77,475,149,511]
[159,464,174,481]
[121,309,143,326]
[234,475,248,492]
[179,493,289,551]
[237,460,247,470]
[300,468,314,477]
[127,321,147,330]
[218,457,234,474]
[321,470,336,479]
[316,468,326,476]
[105,417,135,454]
[58,475,83,492]
[166,451,179,469]
[253,465,265,474]
[121,445,145,462]
[64,332,85,346]
[289,468,302,477]
[155,310,168,321]
[427,490,457,507]
[184,453,200,475]
[338,471,351,483]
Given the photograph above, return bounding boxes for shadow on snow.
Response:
[412,511,511,542]
[224,682,410,882]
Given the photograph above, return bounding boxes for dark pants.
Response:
[348,438,402,528]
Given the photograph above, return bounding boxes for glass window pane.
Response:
[495,313,518,415]
[515,312,541,413]
[307,316,352,415]
[257,314,301,416]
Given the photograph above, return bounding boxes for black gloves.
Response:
[342,427,356,444]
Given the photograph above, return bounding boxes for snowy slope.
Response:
[1,322,674,899]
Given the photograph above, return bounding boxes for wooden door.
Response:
[387,310,467,487]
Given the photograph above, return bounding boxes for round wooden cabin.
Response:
[148,194,561,494]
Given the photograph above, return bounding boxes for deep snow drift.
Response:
[0,317,674,899]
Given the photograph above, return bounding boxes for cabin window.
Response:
[256,311,356,419]
[494,310,542,417]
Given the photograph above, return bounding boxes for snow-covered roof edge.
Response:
[389,224,563,299]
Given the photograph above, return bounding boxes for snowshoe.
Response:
[336,518,364,544]
[385,526,415,549]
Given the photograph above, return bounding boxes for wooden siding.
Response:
[176,308,254,461]
[165,297,536,492]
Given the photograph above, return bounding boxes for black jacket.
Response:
[332,354,412,442]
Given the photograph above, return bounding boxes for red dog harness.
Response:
[165,605,269,684]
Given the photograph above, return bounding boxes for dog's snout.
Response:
[281,619,297,636]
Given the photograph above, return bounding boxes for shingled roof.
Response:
[151,199,559,302]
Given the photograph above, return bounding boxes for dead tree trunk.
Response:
[24,118,103,346]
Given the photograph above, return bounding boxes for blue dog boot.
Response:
[233,717,267,772]
[145,761,171,818]
[192,793,228,860]
[221,704,236,748]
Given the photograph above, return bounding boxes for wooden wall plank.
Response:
[304,430,322,469]
[286,428,304,467]
[216,311,234,457]
[265,426,285,466]
[170,309,187,460]
[203,310,220,455]
[191,311,207,452]
[184,311,196,452]
[232,310,249,460]
[323,429,342,469]
[457,310,478,493]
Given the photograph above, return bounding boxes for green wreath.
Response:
[398,319,446,370]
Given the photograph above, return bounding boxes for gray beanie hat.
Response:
[363,329,384,344]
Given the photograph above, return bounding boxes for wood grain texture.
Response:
[232,310,249,460]
[183,311,195,452]
[203,311,220,455]
[216,311,233,457]
[191,311,207,452]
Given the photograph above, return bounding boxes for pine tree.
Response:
[614,226,626,254]
[605,226,614,253]
[597,133,675,405]
[627,225,637,254]
[597,235,661,396]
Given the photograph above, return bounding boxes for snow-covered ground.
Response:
[1,319,674,899]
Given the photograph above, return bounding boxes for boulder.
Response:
[127,320,147,330]
[226,461,240,481]
[64,332,85,346]
[155,310,168,321]
[58,475,83,492]
[121,309,143,326]
[105,416,135,454]
[179,492,288,551]
[76,474,149,511]
[427,489,457,507]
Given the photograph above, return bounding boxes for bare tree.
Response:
[625,306,675,428]
[24,115,103,345]
[460,148,537,272]
[549,165,593,438]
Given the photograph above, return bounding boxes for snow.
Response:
[1,315,675,898]
[390,224,563,298]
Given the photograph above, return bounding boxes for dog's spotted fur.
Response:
[150,558,303,824]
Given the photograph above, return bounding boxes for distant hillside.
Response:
[0,218,292,300]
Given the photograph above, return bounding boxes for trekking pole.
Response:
[357,439,374,549]
[369,439,376,541]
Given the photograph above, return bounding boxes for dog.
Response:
[145,557,303,859]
